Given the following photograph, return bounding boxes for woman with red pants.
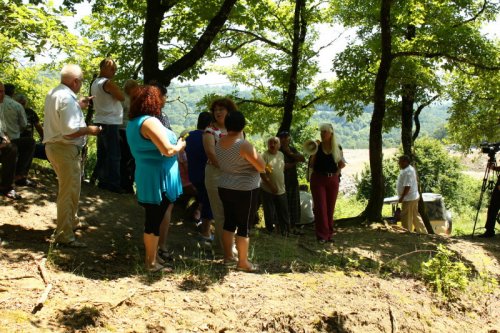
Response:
[309,123,345,243]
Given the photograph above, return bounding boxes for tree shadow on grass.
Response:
[1,167,229,288]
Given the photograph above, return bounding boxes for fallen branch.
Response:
[37,258,50,285]
[382,250,437,267]
[32,283,52,314]
[389,306,397,333]
[32,258,52,313]
[0,275,37,281]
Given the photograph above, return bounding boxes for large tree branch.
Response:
[299,95,324,109]
[222,28,292,55]
[143,0,237,85]
[392,51,500,70]
[452,0,489,28]
[235,98,284,108]
[412,94,439,142]
[220,38,259,58]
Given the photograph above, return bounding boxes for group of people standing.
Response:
[3,57,438,274]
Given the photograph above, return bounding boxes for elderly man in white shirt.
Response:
[396,155,427,234]
[43,64,101,248]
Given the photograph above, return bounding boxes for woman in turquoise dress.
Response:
[126,85,185,272]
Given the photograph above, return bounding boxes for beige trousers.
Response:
[46,142,82,243]
[401,199,427,234]
[205,164,225,250]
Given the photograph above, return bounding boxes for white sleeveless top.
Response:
[91,77,123,125]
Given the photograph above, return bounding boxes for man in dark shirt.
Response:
[278,131,306,235]
[14,94,46,160]
[479,163,500,238]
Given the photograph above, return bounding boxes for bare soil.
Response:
[0,163,499,333]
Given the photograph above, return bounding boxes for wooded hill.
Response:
[163,83,449,149]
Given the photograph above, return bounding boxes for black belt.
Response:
[315,172,337,177]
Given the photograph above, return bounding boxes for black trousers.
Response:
[0,143,17,191]
[12,137,35,177]
[485,184,500,234]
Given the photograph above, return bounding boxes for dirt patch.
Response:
[0,166,499,332]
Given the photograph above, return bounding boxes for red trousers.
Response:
[310,173,339,241]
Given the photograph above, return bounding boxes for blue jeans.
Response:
[96,124,121,189]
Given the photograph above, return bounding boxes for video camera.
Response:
[481,142,500,158]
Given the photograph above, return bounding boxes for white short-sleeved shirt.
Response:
[261,150,286,195]
[300,191,314,224]
[91,77,123,125]
[396,165,420,201]
[43,84,87,147]
[0,96,27,139]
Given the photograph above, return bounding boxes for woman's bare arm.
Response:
[202,132,219,167]
[240,140,265,172]
[141,117,185,157]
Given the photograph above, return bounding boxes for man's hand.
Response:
[78,96,94,109]
[177,137,186,151]
[87,125,102,136]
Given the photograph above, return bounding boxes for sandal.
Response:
[223,257,238,267]
[158,248,174,262]
[2,189,22,200]
[15,178,37,187]
[236,263,259,273]
[146,263,172,273]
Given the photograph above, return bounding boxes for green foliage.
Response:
[355,138,470,209]
[355,155,399,201]
[446,69,500,150]
[329,0,500,142]
[421,244,470,299]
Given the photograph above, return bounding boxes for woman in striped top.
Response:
[203,98,238,253]
[215,111,265,272]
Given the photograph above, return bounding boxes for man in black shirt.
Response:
[479,163,500,238]
[278,131,306,235]
[14,94,46,160]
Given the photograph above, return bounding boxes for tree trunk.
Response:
[401,83,415,158]
[364,0,393,222]
[143,0,237,86]
[412,95,439,142]
[278,0,307,134]
[142,0,167,84]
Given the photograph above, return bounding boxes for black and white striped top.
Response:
[215,139,261,191]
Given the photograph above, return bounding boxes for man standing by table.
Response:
[396,155,427,234]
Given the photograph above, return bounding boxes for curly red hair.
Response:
[128,85,163,120]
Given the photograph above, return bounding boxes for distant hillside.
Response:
[163,84,449,149]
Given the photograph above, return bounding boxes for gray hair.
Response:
[60,64,83,81]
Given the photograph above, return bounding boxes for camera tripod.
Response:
[472,154,499,237]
